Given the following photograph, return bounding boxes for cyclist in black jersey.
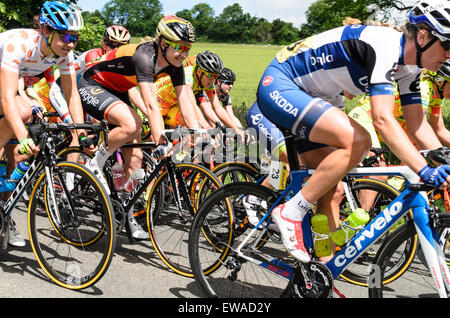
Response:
[79,15,196,239]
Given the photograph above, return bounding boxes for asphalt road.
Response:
[0,201,444,302]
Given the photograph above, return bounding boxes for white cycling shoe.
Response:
[271,203,310,263]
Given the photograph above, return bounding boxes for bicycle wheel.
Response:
[338,178,417,286]
[147,162,222,277]
[368,222,440,298]
[28,161,116,290]
[212,162,260,184]
[189,182,294,297]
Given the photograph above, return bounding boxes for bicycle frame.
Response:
[232,165,450,298]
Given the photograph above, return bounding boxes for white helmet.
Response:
[409,0,450,41]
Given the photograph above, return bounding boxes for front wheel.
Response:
[147,162,222,277]
[28,161,116,290]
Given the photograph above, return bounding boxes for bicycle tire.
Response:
[367,221,439,298]
[147,162,222,277]
[28,161,116,290]
[338,178,417,286]
[189,182,293,297]
[212,162,260,184]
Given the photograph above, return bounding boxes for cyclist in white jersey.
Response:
[0,1,84,156]
[257,0,450,263]
[0,1,84,247]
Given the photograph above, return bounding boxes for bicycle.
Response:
[0,119,116,290]
[58,126,223,277]
[188,132,450,298]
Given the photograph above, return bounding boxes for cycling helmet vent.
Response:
[39,1,84,31]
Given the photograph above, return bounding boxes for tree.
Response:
[208,3,253,43]
[101,0,163,37]
[0,0,77,31]
[76,13,105,52]
[299,0,414,38]
[271,19,299,45]
[176,3,214,40]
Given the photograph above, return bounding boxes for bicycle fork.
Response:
[413,203,450,297]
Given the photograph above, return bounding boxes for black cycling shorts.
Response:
[78,76,131,122]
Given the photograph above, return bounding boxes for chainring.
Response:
[291,261,334,298]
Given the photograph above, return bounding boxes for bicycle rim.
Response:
[148,163,222,277]
[28,162,116,290]
[189,182,293,297]
[338,178,417,286]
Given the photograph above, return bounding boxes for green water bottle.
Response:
[331,208,370,246]
[311,213,331,257]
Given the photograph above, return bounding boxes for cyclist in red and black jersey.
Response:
[78,15,196,239]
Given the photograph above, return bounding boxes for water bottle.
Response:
[331,208,370,246]
[112,162,126,191]
[0,160,8,192]
[311,213,331,257]
[123,168,145,193]
[6,161,30,191]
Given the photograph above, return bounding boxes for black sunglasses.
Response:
[221,80,234,85]
[441,39,450,51]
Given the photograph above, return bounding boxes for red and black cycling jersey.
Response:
[83,41,185,92]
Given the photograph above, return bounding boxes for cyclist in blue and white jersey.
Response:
[257,0,450,263]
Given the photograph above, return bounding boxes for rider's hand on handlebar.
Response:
[18,137,39,156]
[418,164,450,187]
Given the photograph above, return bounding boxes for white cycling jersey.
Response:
[274,25,422,105]
[0,29,75,77]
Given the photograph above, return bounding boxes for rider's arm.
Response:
[128,86,146,114]
[225,105,243,128]
[402,103,443,150]
[429,109,450,146]
[0,68,30,142]
[209,93,237,128]
[59,72,84,125]
[179,84,211,128]
[199,100,221,126]
[137,81,165,144]
[371,94,428,173]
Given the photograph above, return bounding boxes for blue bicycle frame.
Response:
[237,165,450,298]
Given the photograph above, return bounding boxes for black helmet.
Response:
[437,61,450,80]
[219,67,236,82]
[196,51,223,74]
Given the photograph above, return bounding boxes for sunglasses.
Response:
[201,69,220,80]
[221,80,234,85]
[57,32,80,44]
[441,40,450,51]
[431,30,450,50]
[165,40,191,53]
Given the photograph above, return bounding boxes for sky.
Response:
[76,0,317,28]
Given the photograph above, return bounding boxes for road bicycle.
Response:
[0,120,116,290]
[188,132,450,298]
[58,126,223,277]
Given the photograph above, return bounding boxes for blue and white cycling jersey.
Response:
[274,25,421,103]
[257,25,422,143]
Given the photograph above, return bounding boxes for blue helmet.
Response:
[409,0,450,41]
[39,1,84,31]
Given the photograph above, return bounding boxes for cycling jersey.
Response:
[152,57,217,128]
[0,29,75,78]
[257,25,421,147]
[83,42,185,92]
[349,69,448,148]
